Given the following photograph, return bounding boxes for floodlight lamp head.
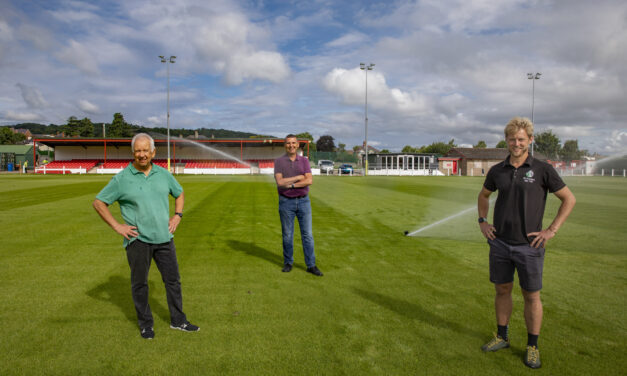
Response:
[527,73,533,79]
[535,72,541,79]
[170,56,176,63]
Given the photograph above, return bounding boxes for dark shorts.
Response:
[488,238,545,292]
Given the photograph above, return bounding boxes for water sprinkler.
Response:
[404,231,409,236]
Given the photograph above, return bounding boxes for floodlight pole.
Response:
[160,55,176,172]
[360,63,374,175]
[527,72,541,156]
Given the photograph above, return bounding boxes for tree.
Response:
[380,149,390,154]
[419,139,456,155]
[79,117,94,137]
[295,132,316,151]
[560,140,584,162]
[495,140,507,148]
[534,130,561,160]
[316,135,335,152]
[338,143,346,153]
[0,127,25,144]
[474,140,487,148]
[402,145,418,153]
[63,116,81,137]
[353,145,361,153]
[108,113,133,137]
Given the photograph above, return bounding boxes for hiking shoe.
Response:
[524,346,542,369]
[282,264,293,273]
[306,266,323,276]
[481,335,510,352]
[170,321,200,332]
[140,327,154,339]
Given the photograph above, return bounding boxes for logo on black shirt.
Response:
[523,170,535,183]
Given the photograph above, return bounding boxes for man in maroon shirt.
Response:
[274,134,323,276]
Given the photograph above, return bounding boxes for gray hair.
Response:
[131,133,155,152]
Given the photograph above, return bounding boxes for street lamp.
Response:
[159,55,176,172]
[360,62,374,175]
[527,72,541,156]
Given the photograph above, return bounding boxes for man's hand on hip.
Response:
[114,223,138,240]
[528,228,555,248]
[480,222,496,240]
[169,215,182,234]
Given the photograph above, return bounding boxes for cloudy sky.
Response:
[1,0,626,153]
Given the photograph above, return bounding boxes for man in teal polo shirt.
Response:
[93,133,198,339]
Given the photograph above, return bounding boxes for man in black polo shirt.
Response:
[478,117,575,369]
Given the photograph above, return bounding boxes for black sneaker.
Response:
[140,327,154,339]
[170,321,200,332]
[306,266,323,276]
[282,264,293,273]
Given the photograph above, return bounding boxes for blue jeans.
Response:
[278,195,315,267]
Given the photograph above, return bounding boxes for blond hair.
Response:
[504,117,533,138]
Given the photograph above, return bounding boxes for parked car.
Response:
[318,160,334,173]
[340,163,354,174]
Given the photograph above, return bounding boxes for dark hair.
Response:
[285,134,298,141]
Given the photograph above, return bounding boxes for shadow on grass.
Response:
[353,287,484,339]
[227,239,305,270]
[85,275,169,325]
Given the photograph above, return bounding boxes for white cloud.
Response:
[323,68,430,115]
[0,19,13,41]
[56,39,100,75]
[77,99,100,114]
[604,130,627,154]
[4,110,43,122]
[192,13,290,84]
[48,9,99,23]
[18,24,55,51]
[15,83,48,109]
[147,116,162,126]
[326,32,368,48]
[189,108,210,115]
[360,0,528,34]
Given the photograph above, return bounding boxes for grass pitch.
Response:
[0,174,625,375]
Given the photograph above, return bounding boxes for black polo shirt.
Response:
[484,155,566,245]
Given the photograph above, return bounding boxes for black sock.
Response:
[497,325,509,340]
[527,333,539,348]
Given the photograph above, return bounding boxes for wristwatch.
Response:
[175,212,183,218]
[291,184,295,189]
[478,217,487,223]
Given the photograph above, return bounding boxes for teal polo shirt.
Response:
[96,163,183,247]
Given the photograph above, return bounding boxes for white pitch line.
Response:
[407,199,495,237]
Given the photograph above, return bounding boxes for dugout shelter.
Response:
[0,144,43,172]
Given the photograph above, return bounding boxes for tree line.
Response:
[398,131,587,162]
[1,113,269,143]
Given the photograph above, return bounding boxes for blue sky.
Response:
[1,0,626,153]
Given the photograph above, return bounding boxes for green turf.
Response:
[0,174,625,375]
